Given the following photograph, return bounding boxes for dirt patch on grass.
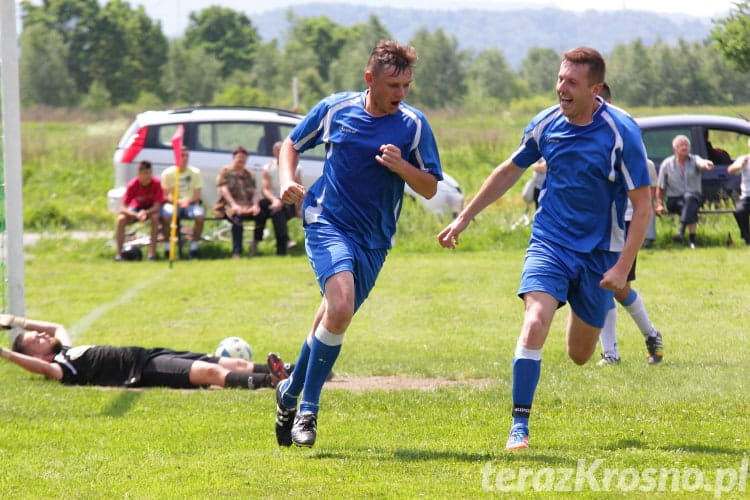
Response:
[325,376,495,392]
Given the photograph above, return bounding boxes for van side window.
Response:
[156,124,180,148]
[195,122,266,153]
[641,127,692,164]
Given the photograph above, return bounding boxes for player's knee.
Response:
[325,302,354,327]
[567,345,595,365]
[190,362,225,385]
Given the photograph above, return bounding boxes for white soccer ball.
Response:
[214,337,253,361]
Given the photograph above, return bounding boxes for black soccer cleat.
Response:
[645,331,664,364]
[275,380,296,447]
[291,412,317,448]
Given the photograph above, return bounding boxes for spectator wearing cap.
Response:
[213,146,263,258]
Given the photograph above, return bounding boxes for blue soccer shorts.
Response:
[304,222,387,312]
[518,237,617,328]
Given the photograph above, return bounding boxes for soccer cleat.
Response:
[597,354,621,366]
[267,352,289,387]
[291,412,318,448]
[645,331,664,364]
[505,423,529,450]
[275,379,296,447]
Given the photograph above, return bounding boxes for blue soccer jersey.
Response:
[290,91,443,250]
[511,98,650,253]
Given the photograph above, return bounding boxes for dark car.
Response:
[635,114,750,207]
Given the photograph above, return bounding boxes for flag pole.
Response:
[169,125,184,268]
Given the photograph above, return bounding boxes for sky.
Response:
[13,0,739,38]
[123,0,737,38]
[243,0,737,18]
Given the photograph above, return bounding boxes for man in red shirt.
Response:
[115,160,164,261]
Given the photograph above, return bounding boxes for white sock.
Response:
[599,307,619,358]
[622,294,657,338]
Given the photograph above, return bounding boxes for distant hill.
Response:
[249,4,712,68]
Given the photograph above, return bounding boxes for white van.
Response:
[110,106,463,217]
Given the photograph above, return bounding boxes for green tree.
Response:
[247,40,291,106]
[161,41,222,106]
[284,14,351,83]
[711,0,750,73]
[607,39,660,107]
[89,0,167,104]
[184,6,260,79]
[19,24,79,106]
[213,85,273,107]
[467,49,527,104]
[20,0,166,106]
[21,0,101,94]
[328,15,393,95]
[519,47,560,96]
[408,28,468,109]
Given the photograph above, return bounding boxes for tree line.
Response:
[18,0,750,113]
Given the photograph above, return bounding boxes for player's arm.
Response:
[375,143,438,199]
[601,186,651,291]
[1,314,72,346]
[728,154,749,175]
[438,158,525,249]
[279,138,305,205]
[531,159,547,173]
[0,346,63,380]
[696,156,714,171]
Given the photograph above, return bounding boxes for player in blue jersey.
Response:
[438,47,652,450]
[273,40,443,448]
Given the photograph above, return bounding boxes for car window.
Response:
[156,123,180,148]
[195,122,266,153]
[278,123,325,161]
[641,127,691,162]
[706,128,747,164]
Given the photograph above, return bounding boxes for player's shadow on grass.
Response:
[312,448,564,464]
[100,390,142,417]
[312,448,493,462]
[607,439,745,456]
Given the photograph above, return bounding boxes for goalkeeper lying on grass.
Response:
[0,314,288,390]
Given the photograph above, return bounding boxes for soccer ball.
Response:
[214,337,253,361]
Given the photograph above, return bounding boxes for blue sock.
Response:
[281,335,312,408]
[618,288,638,307]
[299,326,343,415]
[511,344,542,428]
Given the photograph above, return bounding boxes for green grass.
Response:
[4,107,750,497]
[1,239,749,498]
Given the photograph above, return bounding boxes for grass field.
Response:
[3,106,750,497]
[1,234,749,498]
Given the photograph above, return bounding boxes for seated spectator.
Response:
[258,141,302,255]
[728,137,750,245]
[213,146,263,259]
[160,147,205,259]
[655,134,714,248]
[115,160,163,261]
[705,130,732,165]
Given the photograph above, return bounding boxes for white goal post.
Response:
[1,0,26,341]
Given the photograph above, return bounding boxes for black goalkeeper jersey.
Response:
[53,346,151,386]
